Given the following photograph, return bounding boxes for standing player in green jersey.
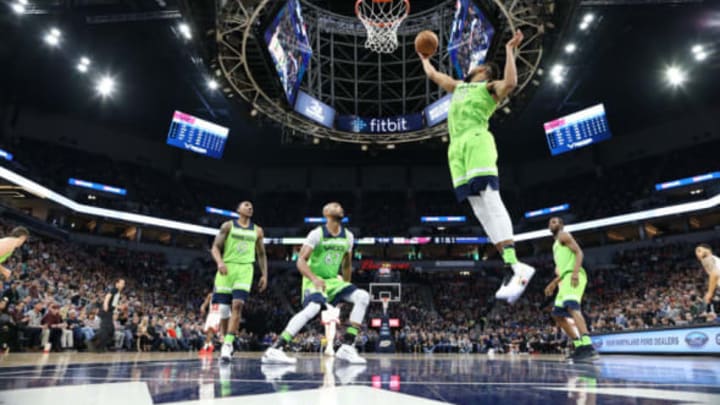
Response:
[262,202,369,365]
[419,30,535,303]
[211,201,268,362]
[544,217,599,363]
[0,226,29,280]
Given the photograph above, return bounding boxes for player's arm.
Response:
[492,30,524,101]
[558,231,584,285]
[255,226,268,292]
[341,251,352,283]
[200,293,212,315]
[211,221,231,275]
[0,239,15,280]
[418,53,461,93]
[297,244,325,291]
[702,256,718,304]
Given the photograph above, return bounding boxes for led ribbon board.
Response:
[205,206,239,218]
[524,204,570,219]
[1,166,719,245]
[421,216,467,223]
[655,171,720,191]
[0,148,13,161]
[304,217,349,224]
[68,178,127,196]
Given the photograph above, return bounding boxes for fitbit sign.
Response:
[336,114,423,134]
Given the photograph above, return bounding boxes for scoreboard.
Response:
[544,104,611,156]
[166,111,229,159]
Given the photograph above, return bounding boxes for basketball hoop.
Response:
[355,0,410,54]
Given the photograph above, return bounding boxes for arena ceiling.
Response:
[0,0,718,165]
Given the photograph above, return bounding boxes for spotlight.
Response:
[441,136,448,143]
[77,63,88,73]
[691,45,703,54]
[564,43,576,54]
[579,22,589,31]
[312,137,320,145]
[207,79,219,90]
[583,13,594,23]
[80,57,91,66]
[178,23,192,40]
[665,66,686,87]
[11,3,25,14]
[551,64,564,76]
[96,76,116,97]
[44,28,62,47]
[551,75,564,85]
[361,144,368,151]
[19,0,28,4]
[694,51,707,61]
[386,144,396,150]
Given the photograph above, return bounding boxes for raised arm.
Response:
[419,53,461,93]
[255,226,268,292]
[492,30,524,101]
[211,221,231,275]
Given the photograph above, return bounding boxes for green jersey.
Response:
[448,81,497,138]
[553,236,585,277]
[222,221,258,264]
[305,226,354,279]
[0,248,13,264]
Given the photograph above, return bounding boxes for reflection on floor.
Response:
[1,352,719,404]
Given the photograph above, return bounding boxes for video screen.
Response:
[543,104,612,156]
[448,0,496,79]
[263,0,312,107]
[166,111,229,159]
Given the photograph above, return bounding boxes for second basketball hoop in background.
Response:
[356,0,410,54]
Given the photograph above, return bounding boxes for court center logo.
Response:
[684,331,709,348]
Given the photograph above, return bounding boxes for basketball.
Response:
[415,30,438,58]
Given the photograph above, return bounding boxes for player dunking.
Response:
[545,217,599,362]
[211,201,268,362]
[0,226,29,280]
[695,244,720,314]
[262,202,369,364]
[418,30,535,303]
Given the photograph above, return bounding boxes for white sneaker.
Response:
[335,344,367,364]
[495,262,536,303]
[261,363,296,381]
[220,343,233,362]
[324,345,335,357]
[261,347,297,364]
[335,363,367,385]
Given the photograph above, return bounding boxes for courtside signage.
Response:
[591,326,720,354]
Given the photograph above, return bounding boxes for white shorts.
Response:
[203,304,222,333]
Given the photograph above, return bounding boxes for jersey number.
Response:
[324,251,343,266]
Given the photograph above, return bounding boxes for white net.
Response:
[355,0,410,54]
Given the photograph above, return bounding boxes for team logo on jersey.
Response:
[685,331,709,348]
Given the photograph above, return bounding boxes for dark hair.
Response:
[464,62,500,82]
[10,226,29,238]
[697,243,712,251]
[550,216,564,225]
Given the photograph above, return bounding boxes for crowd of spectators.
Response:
[1,218,718,355]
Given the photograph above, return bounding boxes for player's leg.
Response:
[321,304,340,356]
[262,278,326,364]
[330,280,369,364]
[221,263,252,361]
[558,271,597,362]
[212,268,234,359]
[458,134,534,302]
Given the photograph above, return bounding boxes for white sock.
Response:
[468,186,514,245]
[344,289,370,325]
[285,302,322,336]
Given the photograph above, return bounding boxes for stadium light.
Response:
[178,23,192,40]
[207,79,218,90]
[583,13,594,23]
[96,76,116,97]
[691,45,703,54]
[77,63,88,73]
[665,66,686,87]
[44,28,62,47]
[80,57,91,66]
[386,144,396,150]
[694,51,707,61]
[361,144,369,151]
[565,43,576,54]
[11,2,26,14]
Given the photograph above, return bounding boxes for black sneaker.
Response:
[572,345,599,363]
